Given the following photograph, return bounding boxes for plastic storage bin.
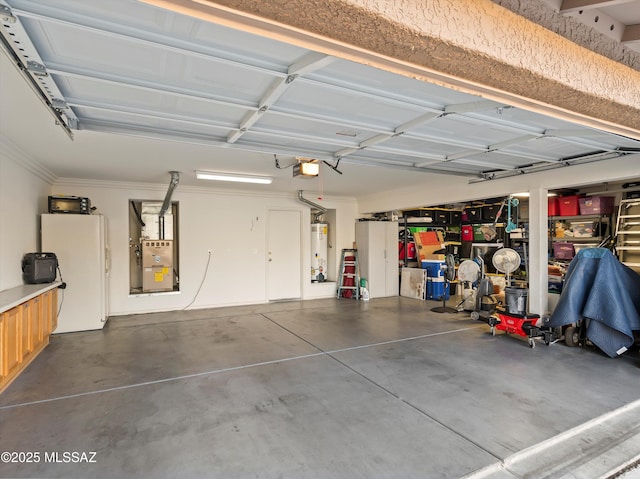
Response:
[558,195,581,216]
[461,225,474,241]
[403,209,435,219]
[464,207,482,222]
[432,209,449,224]
[548,196,559,216]
[578,196,615,215]
[571,221,595,238]
[553,242,575,259]
[482,204,502,221]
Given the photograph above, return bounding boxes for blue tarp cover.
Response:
[548,248,640,357]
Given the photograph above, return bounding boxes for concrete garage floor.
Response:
[1,297,640,479]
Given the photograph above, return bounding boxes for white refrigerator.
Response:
[41,214,109,333]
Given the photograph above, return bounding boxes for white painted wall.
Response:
[51,180,358,315]
[0,138,53,291]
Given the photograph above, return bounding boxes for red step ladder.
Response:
[337,249,360,299]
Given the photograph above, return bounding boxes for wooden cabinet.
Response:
[22,300,33,358]
[44,289,58,334]
[26,295,47,354]
[0,284,58,394]
[1,306,22,381]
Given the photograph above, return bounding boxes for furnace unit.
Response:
[142,240,174,292]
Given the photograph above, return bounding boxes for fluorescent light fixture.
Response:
[195,170,272,184]
[512,192,557,197]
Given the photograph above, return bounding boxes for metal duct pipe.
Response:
[297,190,327,222]
[160,171,180,218]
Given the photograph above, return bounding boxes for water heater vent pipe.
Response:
[297,190,327,222]
[160,171,180,218]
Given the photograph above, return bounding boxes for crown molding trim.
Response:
[0,134,57,184]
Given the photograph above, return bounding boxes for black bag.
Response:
[22,253,58,284]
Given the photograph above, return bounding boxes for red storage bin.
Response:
[579,196,615,215]
[461,225,474,242]
[548,196,559,216]
[398,241,417,260]
[558,195,581,216]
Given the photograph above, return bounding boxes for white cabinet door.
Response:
[356,221,398,298]
[384,222,399,296]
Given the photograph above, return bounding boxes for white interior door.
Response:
[267,210,302,301]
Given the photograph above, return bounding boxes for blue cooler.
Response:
[427,277,450,300]
[421,260,445,278]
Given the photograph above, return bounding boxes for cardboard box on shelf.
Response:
[422,253,446,261]
[413,231,446,262]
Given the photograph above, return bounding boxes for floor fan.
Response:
[431,254,458,313]
[491,247,521,286]
[456,259,481,312]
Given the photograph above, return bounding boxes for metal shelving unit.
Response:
[548,214,612,261]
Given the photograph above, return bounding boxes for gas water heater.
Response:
[311,222,328,282]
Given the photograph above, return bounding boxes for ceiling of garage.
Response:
[1,0,640,197]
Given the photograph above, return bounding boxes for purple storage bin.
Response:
[578,196,615,215]
[553,242,575,260]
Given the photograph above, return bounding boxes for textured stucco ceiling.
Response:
[496,0,640,69]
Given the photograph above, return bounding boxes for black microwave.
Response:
[48,195,91,214]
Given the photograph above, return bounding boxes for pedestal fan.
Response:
[431,254,458,313]
[491,247,521,286]
[456,259,481,313]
